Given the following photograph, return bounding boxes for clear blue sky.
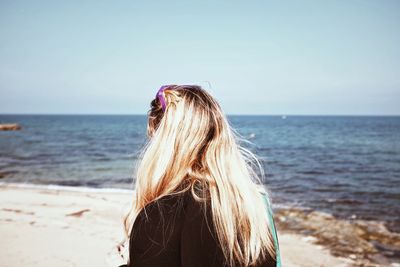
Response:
[0,0,399,115]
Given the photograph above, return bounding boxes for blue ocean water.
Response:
[1,115,399,232]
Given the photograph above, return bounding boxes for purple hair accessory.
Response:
[155,84,192,112]
[156,85,169,112]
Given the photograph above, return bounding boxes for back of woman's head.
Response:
[125,85,275,266]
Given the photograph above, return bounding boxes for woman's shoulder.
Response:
[128,190,193,263]
[131,188,214,250]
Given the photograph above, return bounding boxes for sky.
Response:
[0,0,399,115]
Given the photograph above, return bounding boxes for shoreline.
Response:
[0,182,392,267]
[0,181,135,194]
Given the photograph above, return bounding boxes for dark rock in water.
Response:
[275,208,400,266]
[0,171,18,179]
[0,123,22,131]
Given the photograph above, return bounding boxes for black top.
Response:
[119,190,276,267]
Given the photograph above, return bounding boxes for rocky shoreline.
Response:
[275,207,400,266]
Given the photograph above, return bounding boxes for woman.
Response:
[113,85,280,267]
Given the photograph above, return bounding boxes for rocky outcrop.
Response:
[0,123,22,131]
[275,208,400,266]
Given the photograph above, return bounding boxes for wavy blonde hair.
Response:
[123,85,275,266]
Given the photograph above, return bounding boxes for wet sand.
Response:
[0,183,354,267]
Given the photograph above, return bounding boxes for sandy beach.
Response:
[0,182,351,267]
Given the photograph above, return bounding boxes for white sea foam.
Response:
[0,181,133,194]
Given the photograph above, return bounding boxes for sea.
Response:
[1,115,399,236]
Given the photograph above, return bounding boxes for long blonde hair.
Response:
[123,85,276,266]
